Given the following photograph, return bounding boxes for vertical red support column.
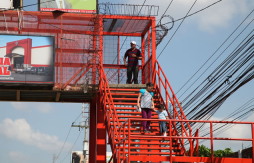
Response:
[89,94,107,163]
[251,123,254,163]
[92,16,98,84]
[97,94,107,163]
[118,36,120,84]
[196,128,199,161]
[56,34,58,85]
[99,16,104,68]
[60,16,63,88]
[89,100,97,163]
[148,29,151,83]
[210,122,214,163]
[151,18,156,86]
[141,33,145,84]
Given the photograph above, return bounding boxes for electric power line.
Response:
[58,128,84,163]
[161,0,222,26]
[175,9,254,96]
[55,112,83,161]
[157,0,198,59]
[106,0,148,82]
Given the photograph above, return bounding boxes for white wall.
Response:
[12,47,25,56]
[0,47,6,57]
[31,46,53,65]
[0,0,12,9]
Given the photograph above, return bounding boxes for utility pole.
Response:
[72,103,90,162]
[53,154,57,163]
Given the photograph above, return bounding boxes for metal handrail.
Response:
[98,65,121,161]
[124,118,254,163]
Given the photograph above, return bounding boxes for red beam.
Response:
[141,21,152,37]
[55,63,95,67]
[129,156,252,163]
[0,20,94,26]
[22,28,96,35]
[55,48,98,53]
[102,15,155,20]
[103,64,127,69]
[0,27,98,35]
[23,11,96,19]
[73,65,92,84]
[103,31,141,37]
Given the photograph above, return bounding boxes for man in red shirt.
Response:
[124,41,142,84]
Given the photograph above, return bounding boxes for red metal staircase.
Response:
[98,59,253,163]
[98,60,198,163]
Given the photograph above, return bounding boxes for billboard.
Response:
[71,151,85,163]
[39,0,97,13]
[0,0,13,9]
[0,34,55,84]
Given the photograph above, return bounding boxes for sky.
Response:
[0,35,53,47]
[0,0,254,162]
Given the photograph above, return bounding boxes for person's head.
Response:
[130,41,136,49]
[158,104,165,112]
[146,82,154,92]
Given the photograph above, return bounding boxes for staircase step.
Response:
[113,98,138,101]
[129,151,179,155]
[117,115,159,118]
[119,146,181,150]
[109,88,141,92]
[128,141,178,146]
[111,93,159,97]
[108,102,161,106]
[111,93,139,96]
[112,98,160,102]
[112,107,136,110]
[109,84,146,88]
[116,119,161,123]
[116,111,157,115]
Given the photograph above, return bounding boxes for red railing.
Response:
[98,64,121,162]
[142,59,195,154]
[118,118,254,163]
[142,56,153,84]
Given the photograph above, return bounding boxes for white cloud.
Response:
[9,151,30,163]
[200,114,254,151]
[32,103,54,113]
[127,0,254,32]
[11,102,54,113]
[8,151,46,163]
[0,118,72,152]
[11,102,30,111]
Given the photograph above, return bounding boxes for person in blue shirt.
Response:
[137,83,154,133]
[153,104,169,136]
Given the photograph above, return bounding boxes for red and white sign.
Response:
[0,57,11,76]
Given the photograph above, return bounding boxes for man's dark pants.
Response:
[126,66,139,84]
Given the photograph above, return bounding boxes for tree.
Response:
[190,145,233,157]
[198,145,211,157]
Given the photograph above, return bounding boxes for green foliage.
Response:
[196,145,233,157]
[198,145,211,157]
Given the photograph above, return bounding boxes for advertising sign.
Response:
[0,34,54,84]
[71,151,85,163]
[106,152,113,163]
[39,0,97,13]
[0,0,13,9]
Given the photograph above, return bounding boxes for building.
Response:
[0,38,53,70]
